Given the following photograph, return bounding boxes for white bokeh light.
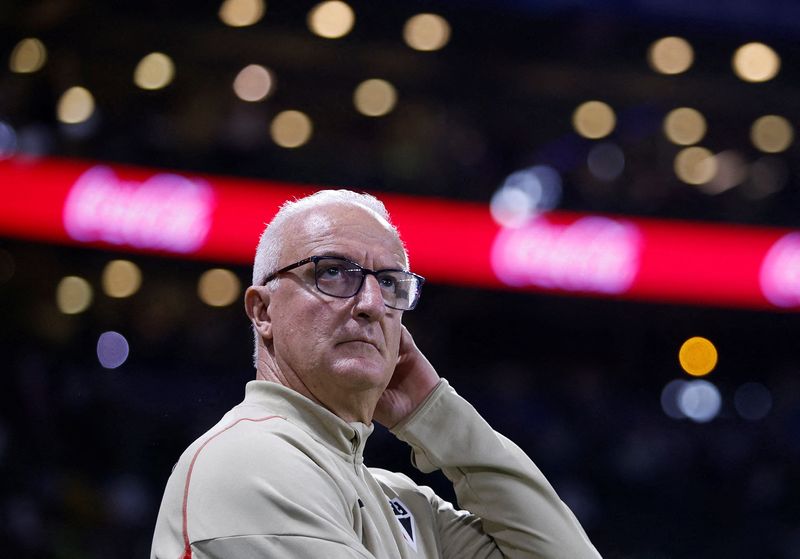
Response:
[0,121,18,159]
[233,64,274,102]
[661,379,688,419]
[490,165,562,227]
[678,380,721,423]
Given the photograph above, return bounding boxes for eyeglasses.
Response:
[263,256,425,311]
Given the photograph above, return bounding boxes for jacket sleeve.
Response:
[390,379,602,559]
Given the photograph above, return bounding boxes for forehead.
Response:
[284,203,407,267]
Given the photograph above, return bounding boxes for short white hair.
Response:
[250,189,408,366]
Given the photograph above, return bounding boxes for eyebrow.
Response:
[315,253,408,272]
[318,251,350,260]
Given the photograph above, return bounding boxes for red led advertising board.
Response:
[1,156,799,310]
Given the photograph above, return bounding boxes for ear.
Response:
[245,285,273,341]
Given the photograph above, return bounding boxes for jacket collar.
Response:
[242,380,374,461]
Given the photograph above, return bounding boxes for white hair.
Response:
[250,189,407,366]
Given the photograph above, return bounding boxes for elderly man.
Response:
[151,190,601,558]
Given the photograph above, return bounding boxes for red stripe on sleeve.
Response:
[180,415,283,558]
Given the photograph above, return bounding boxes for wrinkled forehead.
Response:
[284,203,408,267]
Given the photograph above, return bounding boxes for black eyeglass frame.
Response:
[262,255,426,310]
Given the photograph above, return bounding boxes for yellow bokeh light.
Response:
[733,42,780,83]
[674,146,717,185]
[198,268,241,307]
[679,336,718,376]
[270,110,313,148]
[233,64,274,102]
[751,115,794,153]
[9,37,47,73]
[663,107,707,146]
[308,1,355,39]
[134,52,175,90]
[403,13,451,51]
[353,79,397,117]
[219,0,266,27]
[57,86,95,124]
[56,276,93,315]
[572,101,616,139]
[102,260,142,298]
[648,36,694,75]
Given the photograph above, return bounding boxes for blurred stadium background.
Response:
[2,0,800,557]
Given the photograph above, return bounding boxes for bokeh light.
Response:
[101,260,142,298]
[133,52,175,90]
[96,331,130,369]
[490,165,562,227]
[572,101,616,139]
[403,13,451,51]
[734,382,772,421]
[0,121,17,159]
[270,110,312,148]
[17,123,54,156]
[678,336,718,376]
[660,379,687,419]
[678,379,722,423]
[198,268,241,307]
[9,37,47,73]
[742,156,788,199]
[219,0,266,27]
[308,1,355,39]
[648,36,694,75]
[56,86,95,124]
[587,142,625,181]
[353,79,397,117]
[663,378,724,423]
[56,276,93,315]
[701,150,747,195]
[663,107,706,146]
[733,42,780,82]
[674,146,717,185]
[750,115,794,153]
[233,64,274,102]
[491,186,532,228]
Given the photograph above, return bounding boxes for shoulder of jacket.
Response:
[177,414,310,471]
[368,467,424,492]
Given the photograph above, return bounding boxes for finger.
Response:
[400,324,415,348]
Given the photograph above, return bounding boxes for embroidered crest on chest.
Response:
[389,497,417,552]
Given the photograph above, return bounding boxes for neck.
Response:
[255,355,380,424]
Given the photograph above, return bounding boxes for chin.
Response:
[330,357,391,388]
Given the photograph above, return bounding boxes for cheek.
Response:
[283,311,329,347]
[386,319,403,360]
[274,302,328,353]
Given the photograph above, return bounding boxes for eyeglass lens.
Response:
[314,257,419,310]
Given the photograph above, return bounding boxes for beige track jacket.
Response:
[151,379,601,558]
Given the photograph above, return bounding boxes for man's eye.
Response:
[320,266,342,278]
[379,275,396,288]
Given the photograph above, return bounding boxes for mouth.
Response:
[338,339,380,351]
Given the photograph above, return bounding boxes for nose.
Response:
[352,274,387,321]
